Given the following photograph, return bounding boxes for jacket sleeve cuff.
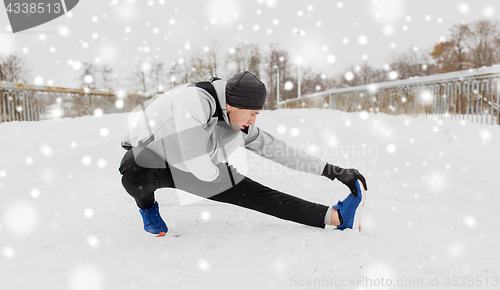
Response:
[321,163,343,181]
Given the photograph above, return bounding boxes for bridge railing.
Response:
[279,66,500,125]
[0,82,147,123]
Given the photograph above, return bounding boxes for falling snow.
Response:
[99,127,109,137]
[2,246,16,259]
[358,35,368,45]
[82,156,92,165]
[3,202,38,236]
[0,109,500,289]
[197,259,211,271]
[97,159,107,169]
[30,188,41,198]
[2,1,500,288]
[84,208,94,218]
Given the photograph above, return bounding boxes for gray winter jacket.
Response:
[121,79,326,182]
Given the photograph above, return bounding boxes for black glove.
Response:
[321,163,368,197]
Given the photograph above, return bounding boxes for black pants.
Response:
[119,148,329,228]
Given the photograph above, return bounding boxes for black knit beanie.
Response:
[225,71,267,110]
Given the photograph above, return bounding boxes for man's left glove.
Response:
[321,163,368,197]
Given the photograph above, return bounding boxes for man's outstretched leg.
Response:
[169,165,367,231]
[119,148,367,233]
[206,177,366,231]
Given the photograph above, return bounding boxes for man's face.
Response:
[226,105,260,132]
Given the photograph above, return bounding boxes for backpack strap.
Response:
[195,77,236,186]
[190,79,224,122]
[191,78,249,134]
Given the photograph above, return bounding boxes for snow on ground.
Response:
[1,109,499,290]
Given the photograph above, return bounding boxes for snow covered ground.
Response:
[1,108,499,290]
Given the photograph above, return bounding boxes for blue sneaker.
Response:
[333,180,367,231]
[139,202,168,235]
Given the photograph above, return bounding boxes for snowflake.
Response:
[86,235,101,248]
[457,2,470,15]
[34,76,44,85]
[386,144,396,153]
[290,128,300,137]
[4,202,38,236]
[384,25,394,36]
[276,125,286,135]
[484,6,495,18]
[39,144,53,157]
[201,211,210,221]
[359,111,369,120]
[99,128,109,137]
[326,54,336,64]
[197,259,211,271]
[57,25,70,37]
[82,156,92,166]
[115,99,125,109]
[30,188,40,198]
[389,71,398,80]
[84,208,94,218]
[72,61,82,70]
[463,215,477,228]
[2,246,16,259]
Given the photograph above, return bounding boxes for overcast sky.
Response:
[1,0,499,89]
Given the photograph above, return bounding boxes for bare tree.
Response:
[77,63,117,91]
[166,61,182,89]
[465,19,500,68]
[0,54,30,83]
[166,41,227,87]
[299,65,331,95]
[188,51,211,81]
[127,62,154,95]
[337,62,387,87]
[450,23,471,70]
[100,65,116,91]
[263,44,293,109]
[226,42,261,77]
[388,47,433,80]
[205,39,224,77]
[148,61,166,94]
[76,62,98,90]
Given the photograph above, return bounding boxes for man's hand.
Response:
[321,163,368,197]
